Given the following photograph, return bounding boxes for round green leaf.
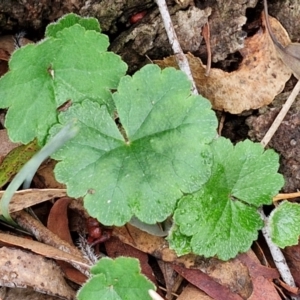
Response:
[0,20,127,143]
[77,257,155,300]
[270,201,300,248]
[170,137,284,260]
[209,138,284,207]
[173,190,263,260]
[51,65,217,225]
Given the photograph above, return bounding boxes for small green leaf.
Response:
[45,13,101,38]
[0,140,40,188]
[270,201,300,248]
[167,224,192,256]
[0,19,127,144]
[50,65,217,226]
[77,257,155,300]
[170,137,284,260]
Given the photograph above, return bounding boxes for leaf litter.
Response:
[0,7,299,300]
[155,14,292,114]
[0,247,76,300]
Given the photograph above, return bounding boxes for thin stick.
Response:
[273,192,300,202]
[148,289,165,300]
[155,0,198,95]
[259,209,297,290]
[202,22,211,76]
[259,77,300,295]
[261,80,300,147]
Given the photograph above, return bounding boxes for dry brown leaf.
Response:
[47,197,88,285]
[0,35,16,58]
[248,276,281,300]
[5,210,91,279]
[113,224,177,261]
[177,284,213,300]
[0,247,76,300]
[0,188,67,214]
[0,232,89,270]
[0,286,60,300]
[283,244,300,288]
[0,48,10,61]
[0,59,8,76]
[238,251,279,280]
[155,14,291,114]
[238,251,281,299]
[173,264,243,300]
[47,197,73,245]
[0,35,33,60]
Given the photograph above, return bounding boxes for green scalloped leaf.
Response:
[45,13,101,38]
[50,64,217,226]
[77,257,155,300]
[270,201,300,248]
[0,17,127,144]
[170,137,284,260]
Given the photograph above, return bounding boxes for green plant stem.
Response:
[0,120,78,224]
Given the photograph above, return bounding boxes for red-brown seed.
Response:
[130,11,147,24]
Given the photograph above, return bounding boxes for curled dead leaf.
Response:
[0,188,67,214]
[47,197,88,285]
[0,35,17,58]
[173,264,243,300]
[156,13,291,114]
[0,34,32,60]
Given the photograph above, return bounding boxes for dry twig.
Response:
[155,0,198,94]
[261,80,300,147]
[149,289,165,300]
